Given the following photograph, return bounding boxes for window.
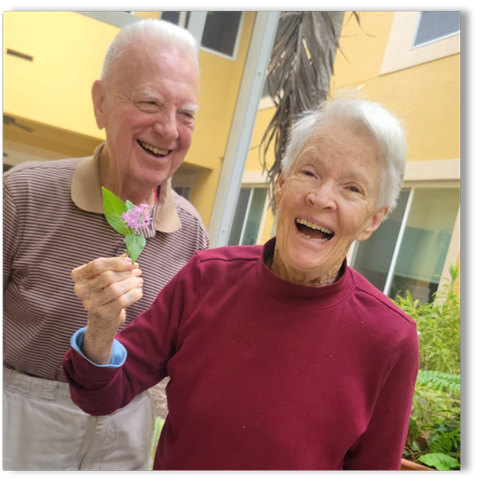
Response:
[228,187,268,246]
[413,12,461,48]
[380,12,460,76]
[173,186,191,200]
[351,187,460,303]
[201,12,242,58]
[160,11,191,28]
[159,11,243,59]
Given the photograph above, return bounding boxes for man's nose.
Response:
[152,112,179,140]
[305,182,337,210]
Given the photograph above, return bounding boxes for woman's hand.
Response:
[71,257,143,364]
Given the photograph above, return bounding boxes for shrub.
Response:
[393,265,461,470]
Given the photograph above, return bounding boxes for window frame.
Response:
[380,11,460,76]
[348,181,460,299]
[229,184,269,246]
[411,11,461,50]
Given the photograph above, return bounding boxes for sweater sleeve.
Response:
[62,252,202,416]
[343,322,419,470]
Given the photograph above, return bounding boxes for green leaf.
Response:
[125,200,135,212]
[102,187,133,236]
[125,233,146,264]
[418,453,460,470]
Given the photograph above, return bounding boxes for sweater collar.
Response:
[70,143,181,233]
[258,238,354,309]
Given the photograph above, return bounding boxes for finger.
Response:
[88,288,144,327]
[79,268,142,295]
[73,268,142,303]
[82,276,144,311]
[72,257,138,282]
[104,288,144,317]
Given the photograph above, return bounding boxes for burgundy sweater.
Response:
[63,239,419,470]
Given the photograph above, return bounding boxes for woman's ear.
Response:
[275,172,286,204]
[356,206,389,242]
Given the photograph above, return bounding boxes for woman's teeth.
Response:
[295,218,334,242]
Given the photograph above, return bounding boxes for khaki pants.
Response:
[3,367,154,470]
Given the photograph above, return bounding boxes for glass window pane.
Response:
[161,11,180,25]
[414,11,461,47]
[173,186,191,200]
[241,188,267,246]
[388,188,460,302]
[352,189,410,291]
[201,12,242,57]
[228,188,251,246]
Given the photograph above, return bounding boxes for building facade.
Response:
[3,11,461,302]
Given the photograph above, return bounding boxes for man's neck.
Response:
[99,148,158,208]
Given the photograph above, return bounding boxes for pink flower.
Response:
[121,204,153,234]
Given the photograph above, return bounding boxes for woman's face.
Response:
[273,120,388,285]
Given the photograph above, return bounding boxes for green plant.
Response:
[394,265,460,375]
[150,417,165,469]
[394,266,461,470]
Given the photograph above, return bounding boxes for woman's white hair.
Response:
[101,19,199,83]
[281,91,407,216]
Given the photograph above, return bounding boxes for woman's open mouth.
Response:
[138,140,171,157]
[295,218,334,243]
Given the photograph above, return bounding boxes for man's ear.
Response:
[92,80,106,130]
[356,206,389,242]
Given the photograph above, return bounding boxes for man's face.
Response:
[93,40,199,187]
[274,120,388,282]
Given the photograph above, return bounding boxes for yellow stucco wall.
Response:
[3,11,256,228]
[331,11,461,163]
[245,11,460,245]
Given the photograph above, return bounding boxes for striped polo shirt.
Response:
[3,145,209,381]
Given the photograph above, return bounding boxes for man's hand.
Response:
[71,257,143,365]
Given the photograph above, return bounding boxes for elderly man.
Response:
[64,95,418,470]
[3,19,208,470]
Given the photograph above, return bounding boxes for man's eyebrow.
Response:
[135,89,164,102]
[180,104,199,114]
[134,90,198,113]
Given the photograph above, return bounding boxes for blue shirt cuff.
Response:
[70,327,127,368]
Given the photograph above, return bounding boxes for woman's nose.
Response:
[305,182,337,210]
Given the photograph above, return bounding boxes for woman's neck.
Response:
[269,249,341,287]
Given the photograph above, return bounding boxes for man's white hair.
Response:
[101,19,199,83]
[281,91,407,216]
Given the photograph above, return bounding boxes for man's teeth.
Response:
[139,141,169,156]
[296,218,333,234]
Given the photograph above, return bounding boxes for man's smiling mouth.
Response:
[138,140,170,157]
[295,218,335,243]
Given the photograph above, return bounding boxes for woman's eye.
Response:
[302,170,315,177]
[347,186,361,193]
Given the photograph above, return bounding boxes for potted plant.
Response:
[394,266,461,471]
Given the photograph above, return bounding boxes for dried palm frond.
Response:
[260,11,347,210]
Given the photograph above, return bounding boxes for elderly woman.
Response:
[63,95,418,470]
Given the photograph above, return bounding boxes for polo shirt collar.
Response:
[71,143,181,233]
